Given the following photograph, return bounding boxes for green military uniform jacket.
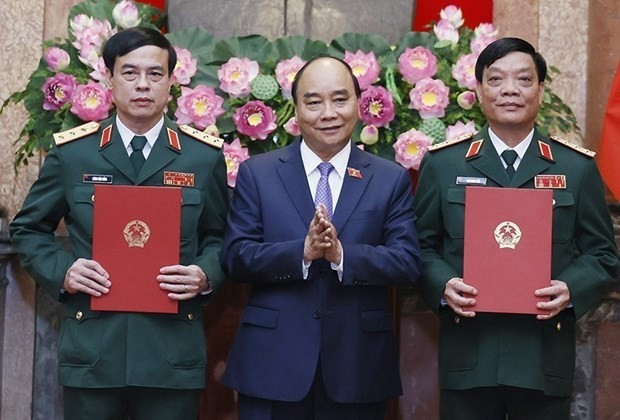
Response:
[10,115,229,389]
[414,125,618,397]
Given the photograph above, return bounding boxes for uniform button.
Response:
[313,311,320,319]
[188,313,194,321]
[454,316,460,324]
[76,311,83,321]
[556,322,561,331]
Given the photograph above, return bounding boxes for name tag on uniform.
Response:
[83,174,113,184]
[456,176,487,186]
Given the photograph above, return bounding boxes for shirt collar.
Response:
[116,116,165,150]
[488,127,534,159]
[300,140,352,179]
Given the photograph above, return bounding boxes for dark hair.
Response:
[291,56,362,104]
[475,37,547,83]
[102,27,177,76]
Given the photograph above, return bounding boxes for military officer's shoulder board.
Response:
[178,124,224,149]
[428,132,475,152]
[550,135,595,158]
[53,121,100,146]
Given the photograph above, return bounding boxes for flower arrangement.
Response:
[2,0,581,187]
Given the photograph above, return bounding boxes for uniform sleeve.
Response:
[556,159,619,318]
[192,149,230,294]
[9,146,75,300]
[413,152,460,312]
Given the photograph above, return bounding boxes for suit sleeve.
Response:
[192,150,230,293]
[340,167,422,287]
[413,152,460,312]
[220,161,306,283]
[9,146,75,300]
[556,159,619,318]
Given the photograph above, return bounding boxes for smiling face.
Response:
[111,45,172,134]
[475,51,545,144]
[294,58,359,160]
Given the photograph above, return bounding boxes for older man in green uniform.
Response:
[10,27,228,419]
[414,37,618,419]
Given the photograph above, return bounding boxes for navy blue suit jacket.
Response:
[220,140,422,403]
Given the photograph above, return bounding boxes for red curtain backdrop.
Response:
[597,62,620,202]
[136,0,166,11]
[412,0,493,31]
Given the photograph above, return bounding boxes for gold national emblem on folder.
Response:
[123,220,151,248]
[493,221,522,249]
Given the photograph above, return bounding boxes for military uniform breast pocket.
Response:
[445,186,466,239]
[72,185,95,238]
[180,188,203,241]
[552,191,575,243]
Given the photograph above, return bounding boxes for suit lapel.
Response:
[511,130,553,187]
[469,128,511,186]
[276,141,315,227]
[100,121,135,181]
[136,120,179,185]
[332,146,372,231]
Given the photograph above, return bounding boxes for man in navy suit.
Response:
[220,56,422,419]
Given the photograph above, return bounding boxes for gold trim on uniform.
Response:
[428,132,474,152]
[178,124,224,149]
[54,121,100,146]
[550,135,595,157]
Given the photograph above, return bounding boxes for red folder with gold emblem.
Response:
[91,185,181,313]
[463,186,553,314]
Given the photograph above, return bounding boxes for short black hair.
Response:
[102,27,177,76]
[475,37,547,83]
[291,56,362,104]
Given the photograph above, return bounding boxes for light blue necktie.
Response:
[314,162,334,219]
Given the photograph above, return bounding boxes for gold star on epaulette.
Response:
[179,125,223,149]
[429,132,475,152]
[53,122,100,146]
[550,135,595,157]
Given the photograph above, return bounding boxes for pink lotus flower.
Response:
[344,50,380,90]
[44,47,70,72]
[457,91,476,110]
[474,23,499,38]
[452,53,478,90]
[433,19,459,47]
[470,34,497,56]
[232,100,277,140]
[69,80,113,121]
[112,0,141,29]
[218,57,259,98]
[440,5,464,28]
[89,57,111,85]
[275,56,306,99]
[398,46,438,84]
[408,77,450,119]
[223,138,250,188]
[393,129,433,170]
[70,15,114,69]
[283,117,300,136]
[204,124,219,137]
[360,125,379,145]
[175,85,226,130]
[446,120,476,142]
[171,47,197,86]
[41,73,78,111]
[359,86,395,128]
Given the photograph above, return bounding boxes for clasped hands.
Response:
[443,277,571,320]
[303,204,342,265]
[63,258,211,300]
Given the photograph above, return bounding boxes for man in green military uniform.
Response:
[10,27,228,419]
[414,37,618,419]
